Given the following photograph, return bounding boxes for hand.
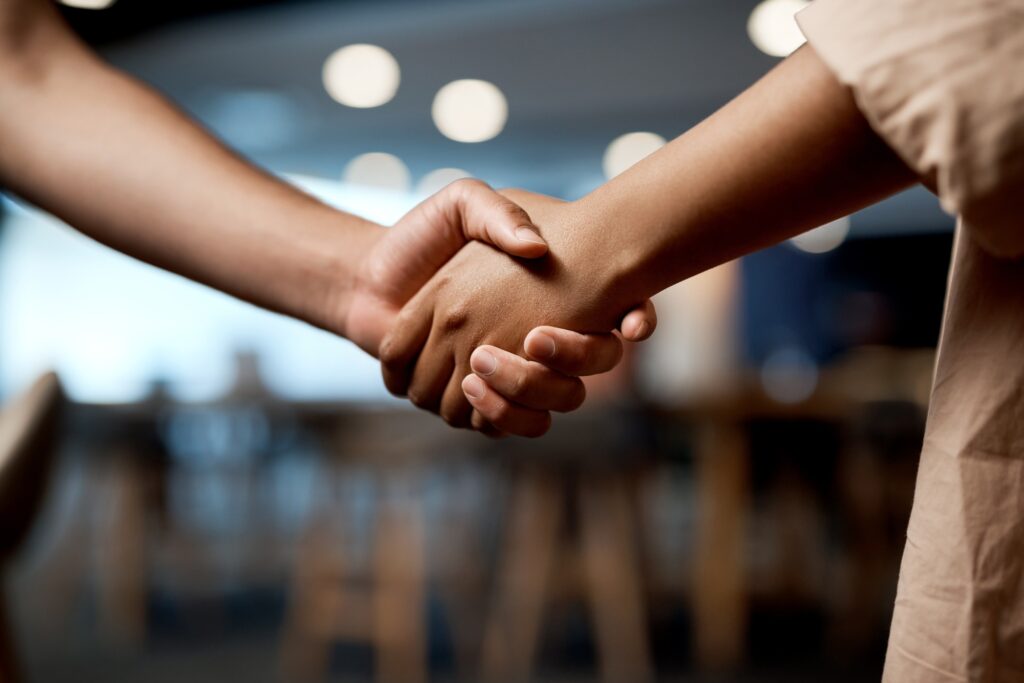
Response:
[460,319,655,437]
[340,179,549,355]
[379,190,654,437]
[464,190,656,437]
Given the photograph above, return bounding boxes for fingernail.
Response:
[529,332,557,359]
[515,226,546,245]
[463,374,486,400]
[471,349,497,376]
[634,320,649,339]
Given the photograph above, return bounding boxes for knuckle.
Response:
[498,199,529,222]
[440,302,470,332]
[449,177,488,199]
[490,400,512,425]
[507,369,529,400]
[378,338,403,368]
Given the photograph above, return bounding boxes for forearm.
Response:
[0,1,378,332]
[575,46,917,307]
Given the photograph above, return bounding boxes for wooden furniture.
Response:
[687,349,933,669]
[0,373,63,683]
[480,409,655,683]
[280,408,457,683]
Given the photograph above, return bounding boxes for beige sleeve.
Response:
[797,0,1024,259]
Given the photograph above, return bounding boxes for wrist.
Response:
[300,207,385,340]
[560,196,653,317]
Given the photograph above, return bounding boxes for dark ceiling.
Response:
[60,0,311,44]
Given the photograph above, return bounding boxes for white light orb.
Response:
[432,79,508,143]
[416,168,472,196]
[322,44,400,108]
[789,216,851,254]
[342,153,411,193]
[761,345,818,404]
[747,0,811,57]
[59,0,115,8]
[603,131,667,179]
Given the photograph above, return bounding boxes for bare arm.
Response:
[379,46,920,434]
[578,44,917,309]
[0,0,658,436]
[0,0,383,331]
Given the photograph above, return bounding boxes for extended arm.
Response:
[381,45,919,433]
[0,0,386,332]
[0,0,655,435]
[567,44,917,310]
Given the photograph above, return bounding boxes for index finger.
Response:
[522,326,624,377]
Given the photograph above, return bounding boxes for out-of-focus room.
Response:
[1,0,954,681]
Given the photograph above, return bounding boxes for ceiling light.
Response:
[789,216,850,254]
[747,0,811,57]
[342,153,410,193]
[323,44,400,109]
[432,79,508,143]
[59,0,116,8]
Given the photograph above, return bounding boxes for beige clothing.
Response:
[798,1,1024,681]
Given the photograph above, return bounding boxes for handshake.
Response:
[0,11,915,440]
[334,180,657,438]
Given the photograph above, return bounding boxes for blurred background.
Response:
[0,0,954,681]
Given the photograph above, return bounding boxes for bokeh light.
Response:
[790,216,851,254]
[59,0,116,8]
[603,131,667,179]
[322,44,400,108]
[342,152,411,192]
[747,0,810,57]
[432,79,508,143]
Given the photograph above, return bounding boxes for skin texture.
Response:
[381,190,645,434]
[0,0,656,436]
[385,46,921,434]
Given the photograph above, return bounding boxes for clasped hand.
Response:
[356,185,655,438]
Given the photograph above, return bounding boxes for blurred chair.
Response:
[480,408,655,683]
[31,392,169,647]
[280,408,454,683]
[687,347,933,669]
[0,373,63,683]
[827,348,931,655]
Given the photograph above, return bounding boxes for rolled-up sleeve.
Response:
[797,0,1024,259]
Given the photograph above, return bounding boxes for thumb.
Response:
[446,179,548,258]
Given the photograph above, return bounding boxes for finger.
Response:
[462,375,552,438]
[619,298,658,342]
[404,330,455,414]
[379,291,436,397]
[523,326,624,377]
[439,369,474,428]
[448,179,548,258]
[470,346,586,412]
